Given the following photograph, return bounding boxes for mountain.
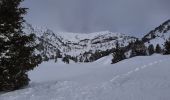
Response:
[23,19,170,63]
[23,23,137,63]
[142,19,170,48]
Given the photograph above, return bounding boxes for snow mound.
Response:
[93,54,113,65]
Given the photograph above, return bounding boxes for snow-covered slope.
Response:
[143,19,170,48]
[22,19,170,63]
[24,23,136,62]
[1,54,170,100]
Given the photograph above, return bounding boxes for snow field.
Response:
[0,54,170,100]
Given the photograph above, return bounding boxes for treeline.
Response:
[112,38,170,64]
[51,38,170,64]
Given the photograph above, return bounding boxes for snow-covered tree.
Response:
[0,0,42,91]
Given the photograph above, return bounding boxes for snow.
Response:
[58,31,120,42]
[23,23,136,58]
[145,35,169,48]
[144,29,170,49]
[1,54,170,100]
[93,54,113,65]
[56,30,134,56]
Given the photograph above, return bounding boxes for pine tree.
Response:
[112,41,125,64]
[148,44,154,55]
[0,0,42,91]
[131,39,147,57]
[164,39,170,54]
[84,56,89,62]
[155,44,161,53]
[62,56,69,64]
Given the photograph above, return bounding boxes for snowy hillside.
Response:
[1,54,170,100]
[24,23,136,62]
[22,19,170,63]
[143,19,170,48]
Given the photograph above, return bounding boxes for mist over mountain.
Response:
[23,0,170,37]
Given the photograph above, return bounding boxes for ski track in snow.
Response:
[110,58,166,86]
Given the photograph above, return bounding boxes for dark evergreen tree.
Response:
[148,44,155,55]
[62,56,69,64]
[155,44,161,53]
[54,49,62,62]
[0,0,42,91]
[164,39,170,54]
[112,41,125,64]
[73,56,78,63]
[54,57,58,63]
[84,56,89,62]
[130,39,147,57]
[55,49,62,58]
[43,55,49,61]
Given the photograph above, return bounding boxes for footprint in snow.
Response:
[127,71,134,75]
[141,65,147,69]
[110,75,120,82]
[134,68,140,72]
[148,63,154,66]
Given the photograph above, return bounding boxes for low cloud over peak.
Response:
[23,0,170,37]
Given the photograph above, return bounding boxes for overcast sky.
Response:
[23,0,170,37]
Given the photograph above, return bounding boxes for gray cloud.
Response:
[23,0,170,37]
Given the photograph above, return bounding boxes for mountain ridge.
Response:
[24,23,137,62]
[23,19,170,63]
[143,19,170,48]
